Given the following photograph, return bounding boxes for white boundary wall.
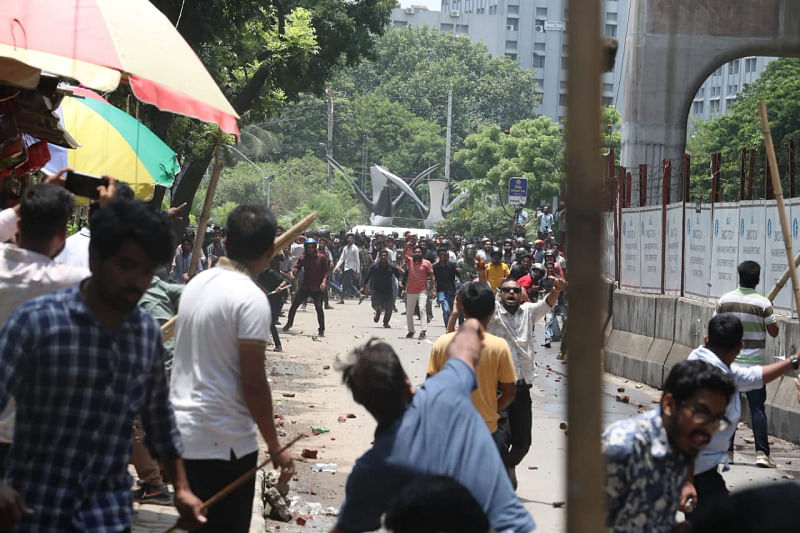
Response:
[614,200,800,314]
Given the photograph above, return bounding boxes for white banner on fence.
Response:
[639,206,662,293]
[684,203,713,300]
[665,204,683,295]
[603,211,616,278]
[763,199,800,316]
[710,203,740,299]
[738,201,766,294]
[620,208,641,290]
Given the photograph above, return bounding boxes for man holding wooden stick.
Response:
[170,204,294,533]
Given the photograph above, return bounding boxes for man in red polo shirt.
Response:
[283,238,329,337]
[403,245,435,340]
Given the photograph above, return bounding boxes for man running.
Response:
[362,249,404,328]
[284,238,329,337]
[404,245,435,340]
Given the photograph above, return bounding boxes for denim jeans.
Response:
[545,302,567,342]
[437,291,455,327]
[745,385,770,455]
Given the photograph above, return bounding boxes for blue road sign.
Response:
[508,177,528,205]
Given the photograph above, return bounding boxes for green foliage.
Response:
[455,116,564,207]
[602,105,622,155]
[192,154,367,230]
[686,58,800,201]
[434,204,513,240]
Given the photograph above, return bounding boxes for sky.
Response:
[398,0,441,10]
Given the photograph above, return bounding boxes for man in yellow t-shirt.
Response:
[486,247,510,292]
[427,282,518,485]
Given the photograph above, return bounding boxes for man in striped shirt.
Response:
[716,260,779,468]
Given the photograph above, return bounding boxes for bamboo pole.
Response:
[565,0,604,529]
[162,433,306,533]
[759,101,800,317]
[188,130,223,278]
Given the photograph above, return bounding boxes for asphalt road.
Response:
[133,296,800,533]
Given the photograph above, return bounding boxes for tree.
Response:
[454,116,565,208]
[434,205,513,240]
[140,0,395,219]
[687,58,800,201]
[192,153,367,230]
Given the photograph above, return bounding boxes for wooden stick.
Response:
[767,250,800,302]
[163,433,306,533]
[160,315,178,342]
[269,212,318,258]
[759,101,800,317]
[189,130,223,279]
[565,0,605,529]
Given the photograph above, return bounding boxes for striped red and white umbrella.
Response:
[0,0,239,136]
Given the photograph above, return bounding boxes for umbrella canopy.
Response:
[45,87,179,201]
[1,0,239,136]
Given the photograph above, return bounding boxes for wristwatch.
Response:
[791,356,799,370]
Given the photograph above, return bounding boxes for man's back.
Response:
[170,264,270,459]
[427,332,516,432]
[716,287,775,365]
[338,359,534,533]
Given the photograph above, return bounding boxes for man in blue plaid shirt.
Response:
[0,199,205,531]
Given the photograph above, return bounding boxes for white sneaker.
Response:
[756,451,776,468]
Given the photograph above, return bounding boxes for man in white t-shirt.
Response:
[170,204,294,533]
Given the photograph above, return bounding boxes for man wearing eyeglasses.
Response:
[603,359,735,533]
[684,313,800,523]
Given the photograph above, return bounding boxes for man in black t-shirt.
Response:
[362,250,404,328]
[432,247,459,327]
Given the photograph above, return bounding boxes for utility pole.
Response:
[326,89,334,189]
[444,89,453,204]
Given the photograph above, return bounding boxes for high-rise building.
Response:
[688,56,775,126]
[392,2,773,128]
[391,0,628,123]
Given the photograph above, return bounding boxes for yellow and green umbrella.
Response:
[46,87,179,200]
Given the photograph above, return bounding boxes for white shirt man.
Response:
[54,226,91,269]
[335,241,361,274]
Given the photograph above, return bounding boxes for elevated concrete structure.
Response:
[620,0,800,176]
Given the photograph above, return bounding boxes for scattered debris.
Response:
[282,393,295,398]
[337,416,347,423]
[301,449,318,459]
[296,516,307,526]
[323,365,331,370]
[617,387,625,393]
[312,427,330,435]
[635,384,644,389]
[528,465,539,470]
[783,473,795,480]
[559,421,567,430]
[552,501,565,508]
[615,395,630,404]
[262,470,292,522]
[346,413,357,419]
[310,463,338,473]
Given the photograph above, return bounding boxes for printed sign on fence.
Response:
[639,206,662,293]
[684,204,712,300]
[665,204,683,295]
[603,211,616,278]
[738,201,766,291]
[620,208,641,290]
[765,202,792,312]
[709,203,740,299]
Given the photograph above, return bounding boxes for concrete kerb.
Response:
[607,290,800,444]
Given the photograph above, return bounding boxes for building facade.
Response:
[392,0,628,123]
[392,1,772,128]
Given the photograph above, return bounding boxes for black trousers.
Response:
[0,442,8,478]
[493,383,532,468]
[686,468,729,524]
[184,450,258,533]
[372,291,394,325]
[286,287,325,332]
[268,294,282,348]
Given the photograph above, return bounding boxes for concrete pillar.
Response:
[621,0,800,184]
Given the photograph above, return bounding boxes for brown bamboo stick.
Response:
[163,433,306,533]
[759,101,800,317]
[188,130,223,278]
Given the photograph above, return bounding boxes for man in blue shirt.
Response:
[333,319,534,533]
[0,199,205,532]
[603,359,735,533]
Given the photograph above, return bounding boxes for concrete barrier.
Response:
[604,290,800,444]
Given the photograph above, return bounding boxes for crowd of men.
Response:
[2,175,800,533]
